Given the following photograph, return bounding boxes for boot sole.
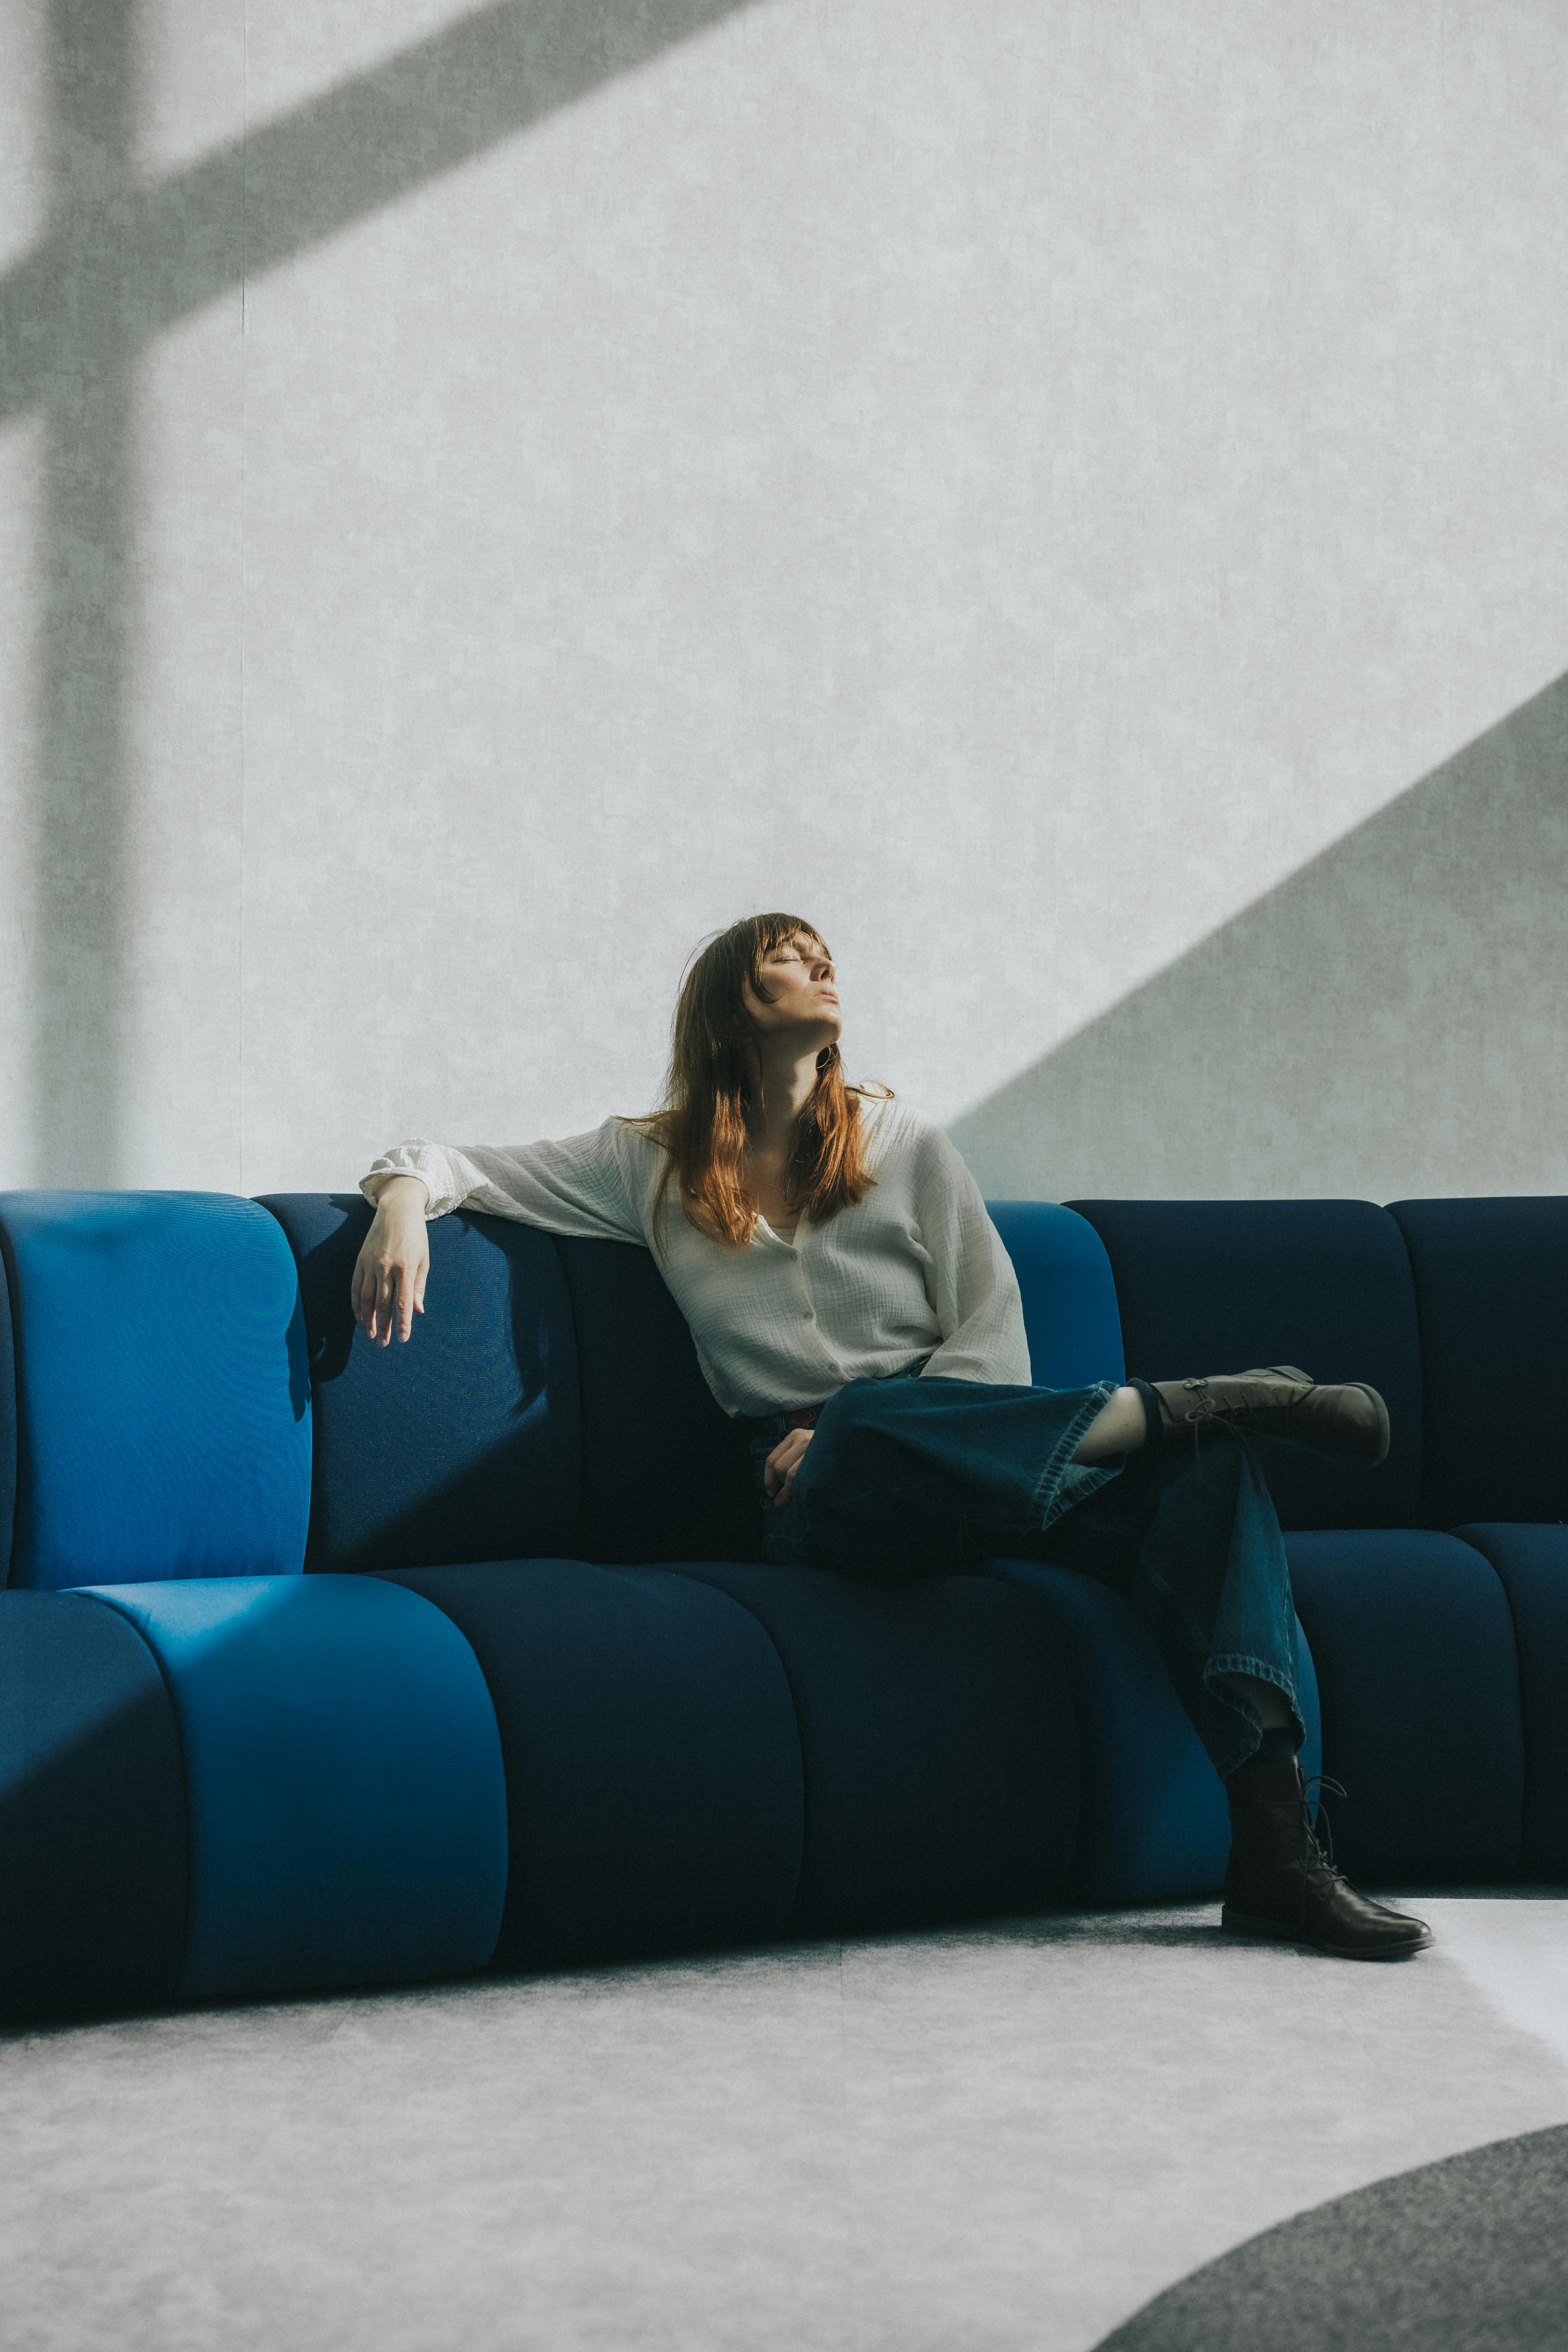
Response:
[1221,1905,1432,1960]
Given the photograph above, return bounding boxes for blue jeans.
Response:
[743,1373,1304,1782]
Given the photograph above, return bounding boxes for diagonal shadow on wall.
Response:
[952,669,1568,1205]
[5,0,757,1183]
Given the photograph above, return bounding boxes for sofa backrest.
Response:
[985,1203,1126,1390]
[257,1196,582,1573]
[1065,1200,1424,1531]
[256,1197,1127,1574]
[0,1193,311,1590]
[548,1235,762,1565]
[1388,1197,1568,1528]
[256,1200,761,1570]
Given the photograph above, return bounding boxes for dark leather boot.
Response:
[1151,1365,1390,1465]
[1222,1755,1432,1959]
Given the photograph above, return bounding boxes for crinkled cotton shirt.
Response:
[360,1090,1031,1420]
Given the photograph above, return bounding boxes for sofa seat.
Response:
[1452,1525,1568,1877]
[0,1591,187,2020]
[662,1561,1081,1932]
[374,1559,804,1966]
[985,1560,1322,1901]
[0,1576,507,2017]
[1285,1531,1525,1884]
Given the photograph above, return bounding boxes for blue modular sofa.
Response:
[1,1186,1564,2022]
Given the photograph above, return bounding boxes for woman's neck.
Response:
[744,1047,821,1158]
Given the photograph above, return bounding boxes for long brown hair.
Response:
[621,912,892,1253]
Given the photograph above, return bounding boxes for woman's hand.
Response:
[351,1176,431,1345]
[764,1426,813,1507]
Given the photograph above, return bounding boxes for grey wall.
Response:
[3,0,1565,1199]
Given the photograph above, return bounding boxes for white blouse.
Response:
[359,1091,1031,1420]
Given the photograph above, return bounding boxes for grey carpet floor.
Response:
[1093,2121,1568,2351]
[1,1896,1565,2352]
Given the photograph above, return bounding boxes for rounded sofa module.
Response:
[77,1575,508,2002]
[0,1190,312,1591]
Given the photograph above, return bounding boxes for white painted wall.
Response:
[3,0,1566,1197]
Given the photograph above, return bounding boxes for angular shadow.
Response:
[8,0,757,1182]
[951,671,1568,1203]
[1,0,756,420]
[29,0,137,1185]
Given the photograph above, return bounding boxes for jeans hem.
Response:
[1029,1382,1118,1531]
[1207,1652,1301,1707]
[1205,1652,1305,1778]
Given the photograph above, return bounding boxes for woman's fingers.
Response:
[351,1251,376,1331]
[766,1426,814,1503]
[349,1227,430,1345]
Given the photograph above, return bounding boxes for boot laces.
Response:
[1177,1379,1222,1466]
[1176,1373,1314,1467]
[1299,1773,1348,1875]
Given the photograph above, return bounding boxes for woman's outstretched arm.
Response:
[351,1123,648,1345]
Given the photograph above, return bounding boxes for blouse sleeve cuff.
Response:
[358,1143,450,1217]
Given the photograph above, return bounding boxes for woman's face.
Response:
[741,932,842,1051]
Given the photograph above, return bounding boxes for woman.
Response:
[354,911,1431,1963]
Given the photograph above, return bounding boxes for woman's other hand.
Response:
[764,1425,813,1507]
[351,1176,431,1344]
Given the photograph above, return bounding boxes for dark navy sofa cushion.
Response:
[0,1255,15,1589]
[665,1562,1080,1931]
[378,1560,802,1963]
[550,1237,761,1565]
[1387,1198,1568,1529]
[986,1203,1126,1390]
[1285,1531,1523,1884]
[1453,1525,1568,1876]
[1067,1200,1423,1531]
[258,1197,579,1573]
[986,1560,1321,1900]
[0,1192,311,1589]
[83,1576,508,2000]
[0,1590,187,2019]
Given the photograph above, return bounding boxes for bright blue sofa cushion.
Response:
[0,1192,311,1589]
[1285,1531,1523,1884]
[80,1576,508,2000]
[0,1589,187,2018]
[1067,1200,1424,1531]
[1387,1198,1568,1529]
[1453,1525,1568,1876]
[986,1201,1126,1389]
[257,1196,579,1573]
[378,1560,803,1963]
[985,1560,1322,1900]
[665,1561,1080,1930]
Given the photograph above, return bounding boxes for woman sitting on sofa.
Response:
[354,910,1430,1964]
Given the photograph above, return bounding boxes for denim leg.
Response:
[1041,1424,1305,1779]
[748,1378,1302,1778]
[782,1373,1118,1578]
